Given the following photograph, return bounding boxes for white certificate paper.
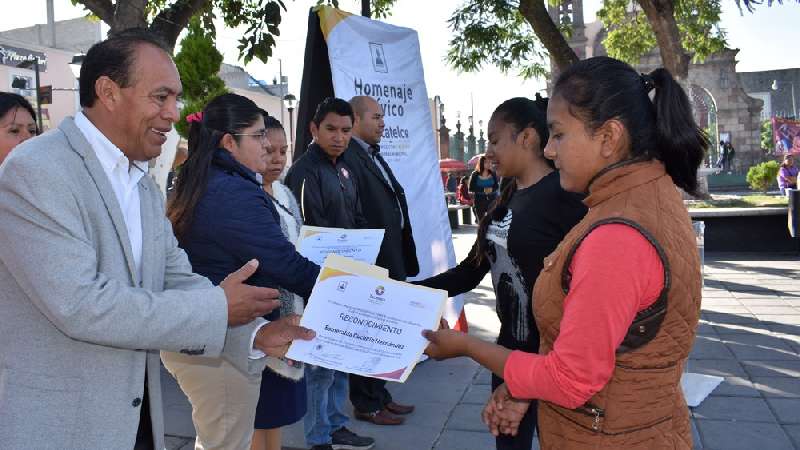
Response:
[286,255,447,382]
[297,226,385,266]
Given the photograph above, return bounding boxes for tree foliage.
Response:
[446,0,550,79]
[71,0,286,63]
[734,0,800,13]
[761,119,775,153]
[316,0,397,18]
[597,0,726,67]
[746,159,779,192]
[173,17,227,137]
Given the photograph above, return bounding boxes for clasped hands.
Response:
[221,259,315,358]
[482,383,530,437]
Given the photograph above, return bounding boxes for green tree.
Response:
[73,0,399,62]
[72,0,289,63]
[173,17,227,138]
[446,0,729,80]
[598,0,726,74]
[761,119,775,153]
[746,160,780,192]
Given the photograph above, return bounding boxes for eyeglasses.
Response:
[232,130,269,143]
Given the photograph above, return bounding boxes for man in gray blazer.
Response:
[0,30,313,450]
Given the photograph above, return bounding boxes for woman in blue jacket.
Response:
[163,93,320,450]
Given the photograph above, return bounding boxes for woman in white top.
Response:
[252,114,307,450]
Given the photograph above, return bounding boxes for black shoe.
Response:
[310,446,334,450]
[330,427,375,450]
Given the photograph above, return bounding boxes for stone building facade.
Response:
[550,0,767,172]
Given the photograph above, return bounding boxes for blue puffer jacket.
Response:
[179,149,319,313]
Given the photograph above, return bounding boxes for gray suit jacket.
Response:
[0,118,265,450]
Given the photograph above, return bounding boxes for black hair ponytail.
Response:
[649,68,707,195]
[553,56,709,196]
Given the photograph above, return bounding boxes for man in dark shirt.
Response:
[343,95,419,426]
[285,98,373,450]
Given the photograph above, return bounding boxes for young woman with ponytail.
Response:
[416,96,587,450]
[163,93,320,450]
[424,56,707,449]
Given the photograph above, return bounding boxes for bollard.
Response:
[788,189,799,238]
[692,221,705,288]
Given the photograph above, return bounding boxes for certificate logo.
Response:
[337,281,348,292]
[369,285,386,304]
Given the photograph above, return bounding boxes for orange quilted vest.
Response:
[533,160,701,449]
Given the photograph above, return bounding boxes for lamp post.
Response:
[772,79,798,119]
[283,93,296,156]
[16,58,43,131]
[69,54,85,112]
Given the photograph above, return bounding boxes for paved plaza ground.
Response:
[163,225,800,450]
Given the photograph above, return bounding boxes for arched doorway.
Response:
[690,84,719,167]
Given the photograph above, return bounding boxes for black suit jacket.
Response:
[343,140,419,280]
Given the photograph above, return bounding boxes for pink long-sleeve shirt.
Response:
[503,224,664,409]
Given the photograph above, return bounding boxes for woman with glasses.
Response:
[163,93,320,450]
[0,92,38,165]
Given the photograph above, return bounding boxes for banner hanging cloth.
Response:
[314,6,464,327]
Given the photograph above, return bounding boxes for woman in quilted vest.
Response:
[424,56,706,449]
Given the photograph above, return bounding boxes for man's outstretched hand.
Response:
[221,260,280,326]
[254,314,316,358]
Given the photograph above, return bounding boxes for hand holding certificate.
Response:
[286,255,447,382]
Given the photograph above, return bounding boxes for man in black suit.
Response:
[344,95,420,426]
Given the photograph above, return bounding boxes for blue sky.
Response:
[3,0,798,126]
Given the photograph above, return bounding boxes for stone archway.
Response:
[636,49,764,172]
[690,84,719,167]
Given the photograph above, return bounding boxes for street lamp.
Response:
[16,59,43,131]
[283,93,296,154]
[69,54,85,80]
[772,79,798,119]
[69,54,85,111]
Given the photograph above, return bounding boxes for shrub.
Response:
[746,160,780,193]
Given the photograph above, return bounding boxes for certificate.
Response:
[297,226,385,266]
[286,254,447,382]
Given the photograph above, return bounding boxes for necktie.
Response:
[368,144,405,228]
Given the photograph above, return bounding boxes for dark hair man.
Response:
[342,95,420,426]
[285,97,374,450]
[0,29,313,450]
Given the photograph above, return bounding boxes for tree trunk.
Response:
[636,0,690,79]
[518,0,578,73]
[361,0,371,17]
[109,0,149,35]
[79,0,209,53]
[150,0,210,52]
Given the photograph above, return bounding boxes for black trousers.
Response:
[492,374,538,450]
[133,379,154,450]
[349,374,393,413]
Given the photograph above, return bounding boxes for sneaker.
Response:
[310,446,334,450]
[330,426,375,450]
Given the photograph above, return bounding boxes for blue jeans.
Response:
[304,365,350,446]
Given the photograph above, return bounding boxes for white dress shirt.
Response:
[74,112,147,284]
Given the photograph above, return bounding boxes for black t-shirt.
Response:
[417,171,587,352]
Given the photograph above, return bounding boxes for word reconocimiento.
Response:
[338,312,403,334]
